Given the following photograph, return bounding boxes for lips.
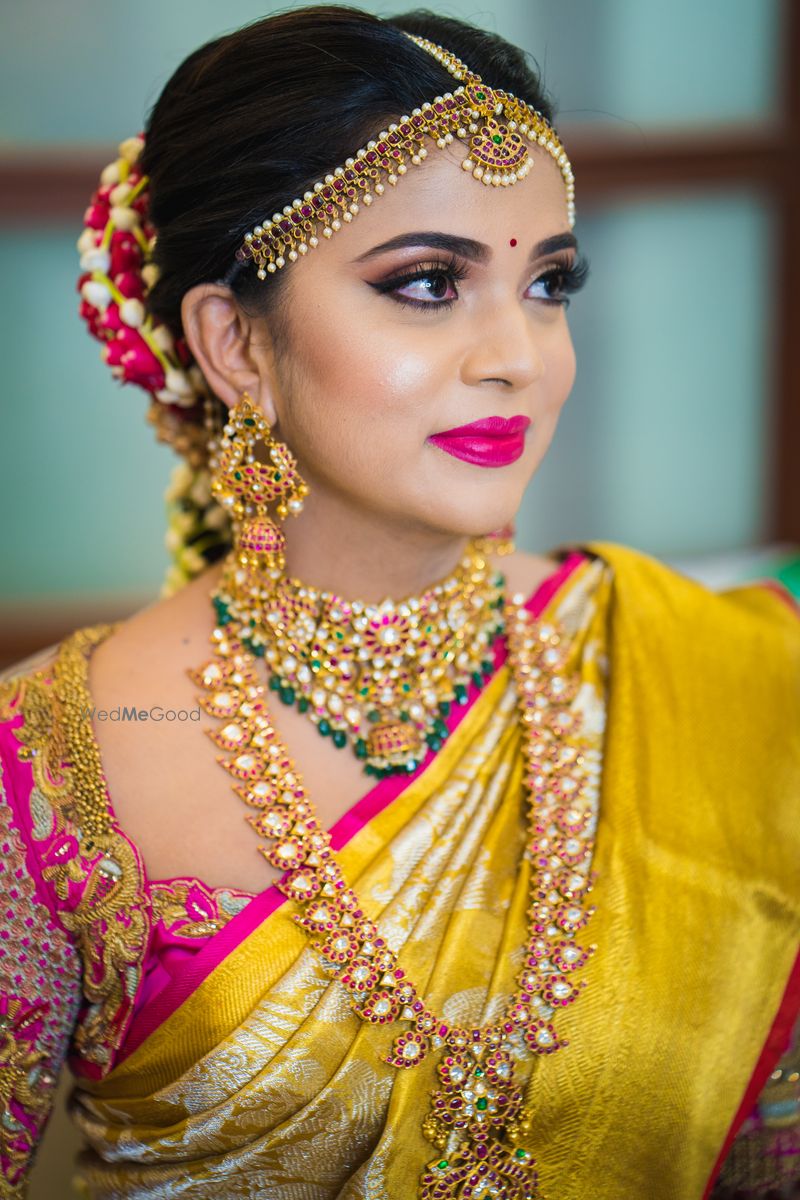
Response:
[428,414,531,468]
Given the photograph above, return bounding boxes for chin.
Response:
[420,492,524,541]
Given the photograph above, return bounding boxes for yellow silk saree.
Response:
[2,541,798,1199]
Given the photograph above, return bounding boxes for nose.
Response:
[460,299,545,391]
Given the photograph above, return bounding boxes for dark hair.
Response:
[142,4,554,347]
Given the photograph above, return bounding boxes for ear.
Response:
[179,282,280,424]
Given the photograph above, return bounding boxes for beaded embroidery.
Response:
[0,629,151,1073]
[149,879,253,939]
[0,630,259,1077]
[0,755,82,1192]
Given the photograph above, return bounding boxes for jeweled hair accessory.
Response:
[236,33,575,279]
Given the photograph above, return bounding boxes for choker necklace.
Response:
[190,562,597,1199]
[212,538,506,777]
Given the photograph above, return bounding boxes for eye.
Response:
[368,251,590,312]
[370,255,469,312]
[528,255,591,307]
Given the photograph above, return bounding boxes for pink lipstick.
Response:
[428,415,531,467]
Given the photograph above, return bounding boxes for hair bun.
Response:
[76,133,208,413]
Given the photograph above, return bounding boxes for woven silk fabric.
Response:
[59,542,800,1199]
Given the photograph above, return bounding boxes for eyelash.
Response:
[374,252,590,312]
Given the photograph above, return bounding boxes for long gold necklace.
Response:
[212,538,505,778]
[189,567,597,1199]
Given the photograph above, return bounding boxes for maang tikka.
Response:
[210,391,309,579]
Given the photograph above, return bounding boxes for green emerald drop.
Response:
[438,700,451,717]
[492,134,502,144]
[355,739,368,759]
[243,417,255,426]
[298,697,310,713]
[332,730,347,749]
[279,686,295,705]
[318,719,331,736]
[476,1097,488,1111]
[268,676,281,692]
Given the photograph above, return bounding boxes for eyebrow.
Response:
[352,230,578,265]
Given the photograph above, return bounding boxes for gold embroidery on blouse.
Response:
[149,880,253,938]
[0,625,151,1072]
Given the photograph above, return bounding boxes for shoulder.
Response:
[88,560,224,702]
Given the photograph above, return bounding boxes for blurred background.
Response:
[0,0,798,1189]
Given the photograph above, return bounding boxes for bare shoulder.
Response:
[88,560,224,703]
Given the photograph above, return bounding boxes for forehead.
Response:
[316,141,572,263]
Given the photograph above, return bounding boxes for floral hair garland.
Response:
[76,133,206,412]
[77,133,233,597]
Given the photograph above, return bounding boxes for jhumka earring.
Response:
[210,391,309,579]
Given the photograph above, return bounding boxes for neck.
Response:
[278,494,473,603]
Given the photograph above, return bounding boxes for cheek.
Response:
[287,294,449,434]
[543,323,576,415]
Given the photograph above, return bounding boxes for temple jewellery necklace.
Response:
[187,397,598,1199]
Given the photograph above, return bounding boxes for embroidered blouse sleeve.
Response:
[0,717,83,1198]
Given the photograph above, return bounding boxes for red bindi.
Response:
[509,238,517,247]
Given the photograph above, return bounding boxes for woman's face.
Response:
[249,139,581,540]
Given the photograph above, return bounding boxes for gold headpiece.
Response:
[236,33,575,279]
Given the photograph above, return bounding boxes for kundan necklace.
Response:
[190,554,597,1200]
[212,538,506,777]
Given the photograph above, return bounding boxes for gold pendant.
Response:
[420,1138,539,1199]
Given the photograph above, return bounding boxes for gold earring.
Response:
[210,391,308,576]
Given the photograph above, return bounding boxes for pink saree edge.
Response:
[108,548,590,1070]
[701,572,800,1193]
[702,944,800,1198]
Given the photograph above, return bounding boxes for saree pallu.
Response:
[58,541,800,1199]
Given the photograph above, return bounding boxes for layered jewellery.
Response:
[236,32,575,279]
[211,393,511,776]
[214,538,507,778]
[190,568,596,1199]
